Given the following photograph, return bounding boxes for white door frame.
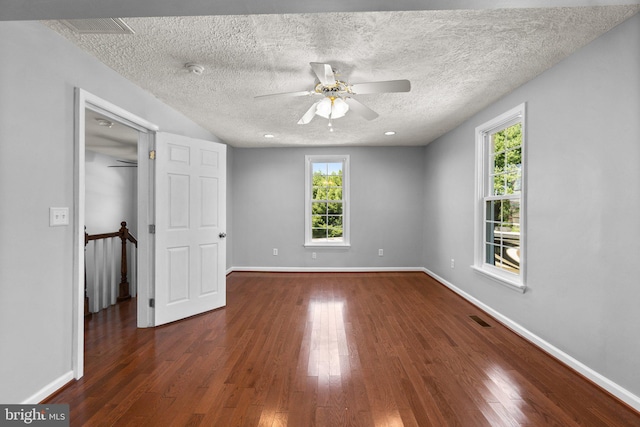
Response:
[73,88,159,379]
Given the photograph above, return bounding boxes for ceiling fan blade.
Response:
[298,101,320,124]
[344,98,379,121]
[350,79,411,94]
[255,90,313,100]
[117,160,137,165]
[310,62,336,86]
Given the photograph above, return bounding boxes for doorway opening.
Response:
[73,88,158,380]
[84,108,139,315]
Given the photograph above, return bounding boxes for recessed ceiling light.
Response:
[264,134,275,138]
[384,131,396,136]
[95,118,114,128]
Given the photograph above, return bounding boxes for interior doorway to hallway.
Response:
[74,88,158,380]
[84,108,139,315]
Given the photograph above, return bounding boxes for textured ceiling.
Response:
[45,6,638,147]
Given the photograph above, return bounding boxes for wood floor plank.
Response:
[44,272,640,426]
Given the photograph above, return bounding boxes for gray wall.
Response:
[231,147,425,269]
[0,21,218,403]
[85,151,137,235]
[423,13,640,397]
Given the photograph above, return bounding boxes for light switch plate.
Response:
[50,207,69,226]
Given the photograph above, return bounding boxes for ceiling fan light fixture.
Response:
[315,97,349,120]
[331,98,349,119]
[315,98,332,119]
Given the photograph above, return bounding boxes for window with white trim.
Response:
[474,104,526,290]
[305,155,350,247]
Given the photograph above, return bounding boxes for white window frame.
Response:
[304,155,350,247]
[473,103,526,292]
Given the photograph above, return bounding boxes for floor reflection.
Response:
[307,300,347,381]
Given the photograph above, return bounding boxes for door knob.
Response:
[219,232,227,239]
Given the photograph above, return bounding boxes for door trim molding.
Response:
[73,88,158,379]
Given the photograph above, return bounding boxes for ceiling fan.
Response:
[256,62,411,129]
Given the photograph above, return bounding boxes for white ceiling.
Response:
[39,4,639,147]
[85,109,139,161]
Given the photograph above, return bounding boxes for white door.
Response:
[154,132,227,326]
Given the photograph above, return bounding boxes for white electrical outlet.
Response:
[49,207,69,226]
[273,248,278,256]
[378,249,384,257]
[312,252,317,259]
[451,258,455,269]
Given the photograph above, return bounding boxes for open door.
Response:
[153,132,227,326]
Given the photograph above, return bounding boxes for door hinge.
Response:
[149,150,156,160]
[149,224,156,234]
[149,298,155,308]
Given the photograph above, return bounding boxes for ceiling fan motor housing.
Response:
[315,81,350,98]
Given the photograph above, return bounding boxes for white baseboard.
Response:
[22,371,74,404]
[422,267,640,412]
[229,266,425,273]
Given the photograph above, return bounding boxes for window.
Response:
[474,104,526,291]
[305,155,350,247]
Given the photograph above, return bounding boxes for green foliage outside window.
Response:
[490,123,522,232]
[311,165,343,240]
[491,123,522,196]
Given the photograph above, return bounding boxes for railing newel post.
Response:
[117,221,132,302]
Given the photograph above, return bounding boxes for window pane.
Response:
[327,162,343,175]
[505,123,522,149]
[485,221,501,245]
[502,230,520,249]
[486,200,501,222]
[312,228,327,239]
[312,215,326,228]
[312,187,324,200]
[504,172,520,195]
[327,215,342,227]
[328,187,342,200]
[485,243,499,266]
[492,174,505,196]
[501,245,520,273]
[492,151,505,174]
[313,163,327,175]
[328,226,343,238]
[485,198,521,273]
[491,132,506,155]
[312,202,327,215]
[327,202,343,215]
[505,147,522,170]
[501,200,520,224]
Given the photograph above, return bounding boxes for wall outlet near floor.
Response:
[378,249,384,257]
[273,248,278,256]
[451,258,455,269]
[312,252,317,259]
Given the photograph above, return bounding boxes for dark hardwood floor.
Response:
[46,272,640,426]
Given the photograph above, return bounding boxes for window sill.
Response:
[304,243,351,249]
[471,265,526,293]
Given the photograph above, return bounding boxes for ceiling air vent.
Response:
[59,18,135,34]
